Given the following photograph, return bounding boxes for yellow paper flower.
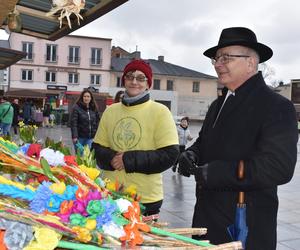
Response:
[24,227,62,250]
[105,180,116,191]
[85,219,97,230]
[72,226,92,243]
[125,184,137,196]
[78,164,100,180]
[50,182,66,194]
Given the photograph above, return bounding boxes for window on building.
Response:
[46,44,57,62]
[22,42,33,60]
[68,46,80,64]
[116,77,121,87]
[21,69,33,81]
[193,81,200,92]
[90,74,101,85]
[167,80,174,91]
[153,79,161,90]
[68,73,79,84]
[91,48,102,65]
[45,71,56,83]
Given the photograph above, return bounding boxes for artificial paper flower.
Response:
[78,165,100,181]
[27,143,41,158]
[40,148,66,167]
[86,190,102,203]
[120,202,150,247]
[23,227,62,250]
[30,182,53,213]
[72,226,92,243]
[115,198,132,213]
[47,194,63,212]
[102,221,125,238]
[3,221,33,250]
[64,155,78,166]
[50,182,66,195]
[86,200,104,216]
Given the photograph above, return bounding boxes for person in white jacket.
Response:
[172,116,193,172]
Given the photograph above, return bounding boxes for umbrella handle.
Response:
[238,160,244,180]
[238,160,245,204]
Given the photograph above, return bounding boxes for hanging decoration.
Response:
[7,7,22,32]
[46,0,85,29]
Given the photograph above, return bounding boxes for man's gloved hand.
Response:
[177,150,199,177]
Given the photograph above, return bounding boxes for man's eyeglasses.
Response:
[124,74,148,82]
[211,54,250,65]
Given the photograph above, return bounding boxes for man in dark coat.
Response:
[177,27,298,250]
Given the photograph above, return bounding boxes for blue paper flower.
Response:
[30,181,53,213]
[96,200,118,228]
[47,194,63,212]
[18,143,30,155]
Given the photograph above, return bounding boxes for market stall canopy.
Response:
[0,0,128,41]
[0,46,26,69]
[4,88,63,98]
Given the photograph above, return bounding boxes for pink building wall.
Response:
[9,33,112,92]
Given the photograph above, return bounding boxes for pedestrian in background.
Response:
[172,116,193,172]
[177,27,298,249]
[114,90,124,103]
[11,99,20,135]
[92,59,179,216]
[22,99,32,125]
[70,90,100,152]
[0,96,14,136]
[42,103,51,127]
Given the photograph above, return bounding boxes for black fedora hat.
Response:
[203,27,273,63]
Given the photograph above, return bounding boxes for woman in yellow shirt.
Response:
[92,59,179,216]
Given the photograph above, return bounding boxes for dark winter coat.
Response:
[70,103,100,139]
[189,72,298,250]
[11,103,20,125]
[43,104,51,117]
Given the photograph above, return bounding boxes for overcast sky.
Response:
[1,0,299,84]
[72,0,300,84]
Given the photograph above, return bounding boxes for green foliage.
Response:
[44,137,71,155]
[40,157,59,183]
[77,145,97,168]
[18,121,37,143]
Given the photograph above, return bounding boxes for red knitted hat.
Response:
[122,59,153,88]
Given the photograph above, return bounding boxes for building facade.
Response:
[110,54,218,120]
[0,40,10,92]
[9,33,112,94]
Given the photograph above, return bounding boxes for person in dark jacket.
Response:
[11,99,20,135]
[92,60,179,216]
[22,99,32,125]
[42,103,51,127]
[177,27,298,250]
[70,90,100,151]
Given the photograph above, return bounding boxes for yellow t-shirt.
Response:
[94,100,178,203]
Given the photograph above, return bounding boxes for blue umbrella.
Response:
[227,160,248,249]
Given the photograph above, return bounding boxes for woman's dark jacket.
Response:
[189,72,298,250]
[70,103,100,139]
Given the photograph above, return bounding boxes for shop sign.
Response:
[47,85,67,91]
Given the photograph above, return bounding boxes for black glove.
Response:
[178,151,208,181]
[177,150,199,177]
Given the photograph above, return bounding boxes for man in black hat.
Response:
[177,27,298,249]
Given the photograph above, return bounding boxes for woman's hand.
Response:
[72,138,78,143]
[111,152,125,171]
